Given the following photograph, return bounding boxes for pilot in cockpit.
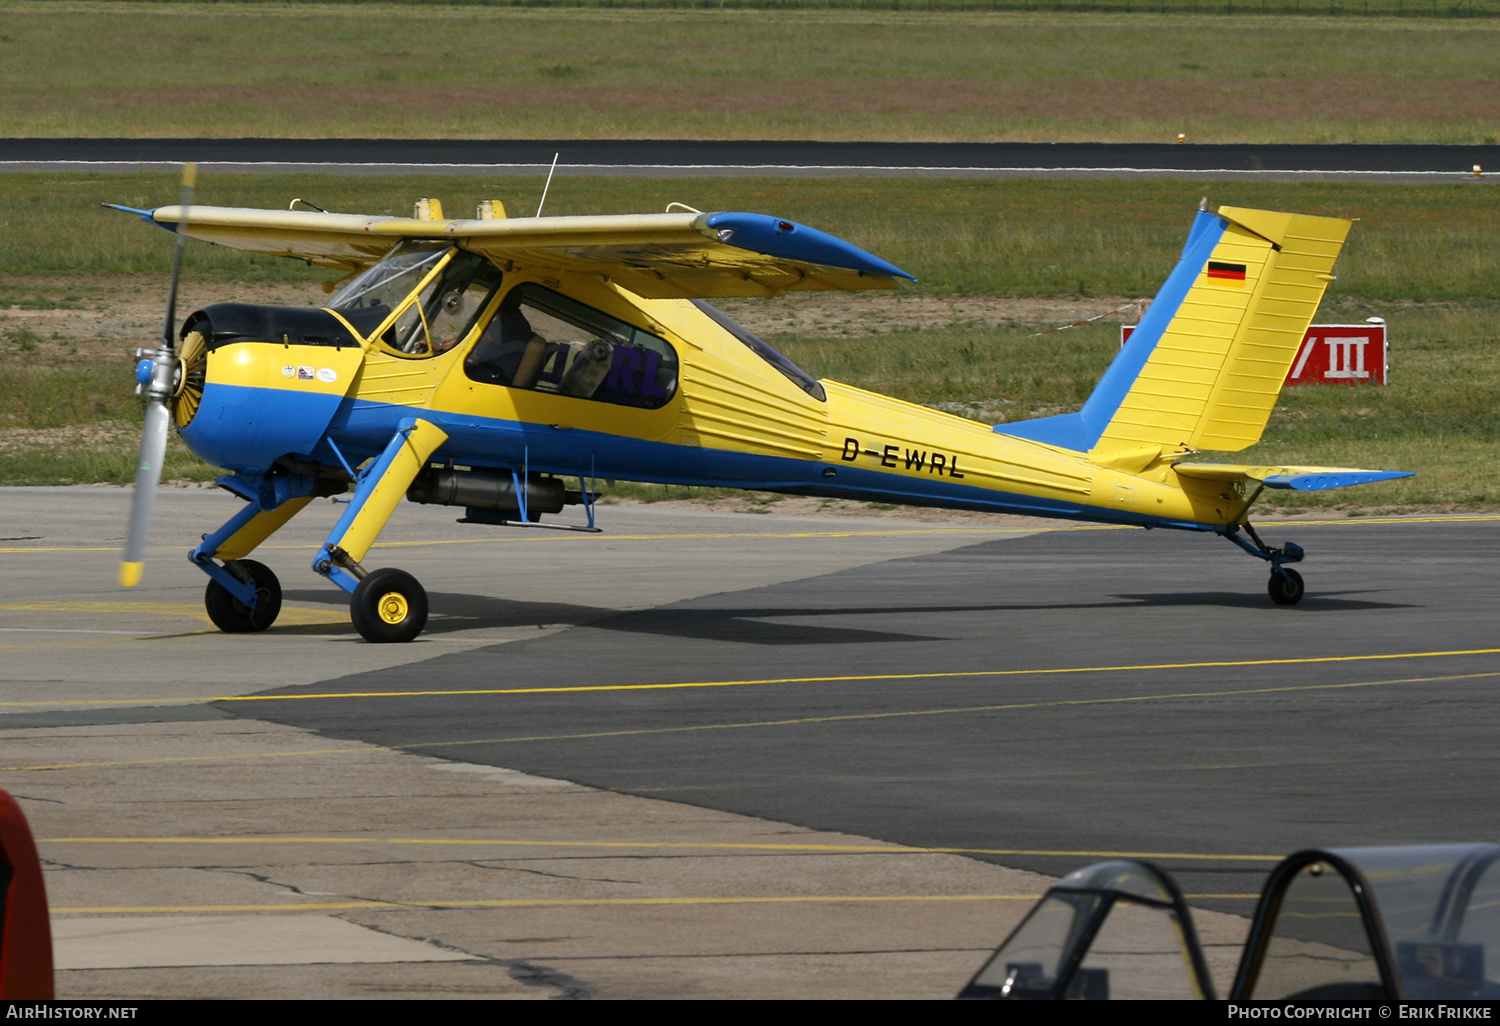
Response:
[464,290,547,387]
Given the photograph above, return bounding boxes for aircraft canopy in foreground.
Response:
[961,843,1500,1000]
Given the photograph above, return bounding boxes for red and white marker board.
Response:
[1121,324,1388,386]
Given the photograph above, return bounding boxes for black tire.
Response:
[1268,567,1305,606]
[351,568,428,643]
[204,559,282,632]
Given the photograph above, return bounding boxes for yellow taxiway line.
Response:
[2,645,1498,709]
[5,669,1495,772]
[48,892,1257,915]
[36,835,1282,862]
[4,526,1038,555]
[5,512,1500,555]
[49,894,1045,915]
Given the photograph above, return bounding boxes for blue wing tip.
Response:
[103,203,170,229]
[704,211,916,281]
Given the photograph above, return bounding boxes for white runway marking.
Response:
[3,160,1491,182]
[0,627,143,635]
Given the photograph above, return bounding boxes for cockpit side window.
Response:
[402,251,502,356]
[690,298,826,402]
[464,283,678,409]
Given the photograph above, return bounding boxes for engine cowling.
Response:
[175,305,365,475]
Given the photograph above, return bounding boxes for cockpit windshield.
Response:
[328,242,449,335]
[327,242,502,356]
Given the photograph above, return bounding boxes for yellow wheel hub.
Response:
[376,591,409,625]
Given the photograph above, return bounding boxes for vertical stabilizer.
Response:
[999,205,1352,457]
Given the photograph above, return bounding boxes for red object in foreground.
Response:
[0,788,53,998]
[1122,323,1388,386]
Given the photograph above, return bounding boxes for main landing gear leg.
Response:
[1222,521,1306,606]
[189,479,319,633]
[313,417,449,644]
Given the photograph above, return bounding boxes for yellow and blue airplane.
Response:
[113,178,1409,642]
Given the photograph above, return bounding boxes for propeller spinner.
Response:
[119,162,197,588]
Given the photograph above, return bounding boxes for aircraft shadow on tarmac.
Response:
[274,586,1412,646]
[279,590,944,645]
[1108,589,1413,612]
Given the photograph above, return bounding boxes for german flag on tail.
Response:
[1207,260,1247,286]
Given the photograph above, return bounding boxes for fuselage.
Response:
[178,253,1249,534]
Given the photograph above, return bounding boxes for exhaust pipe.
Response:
[408,469,568,516]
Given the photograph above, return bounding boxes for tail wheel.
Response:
[204,559,282,632]
[173,329,208,429]
[1268,567,1305,606]
[351,568,428,643]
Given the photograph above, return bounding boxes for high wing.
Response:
[106,204,915,299]
[1173,463,1413,491]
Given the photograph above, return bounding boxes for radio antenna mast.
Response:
[536,152,559,217]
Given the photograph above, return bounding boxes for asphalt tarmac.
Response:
[245,510,1500,913]
[5,487,1498,998]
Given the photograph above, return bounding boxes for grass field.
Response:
[3,3,1499,142]
[58,0,1500,9]
[1,172,1496,509]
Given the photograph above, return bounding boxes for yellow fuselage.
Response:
[192,267,1243,533]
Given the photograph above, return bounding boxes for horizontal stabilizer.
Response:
[108,204,914,298]
[1174,463,1413,491]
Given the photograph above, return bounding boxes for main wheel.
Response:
[204,559,282,632]
[1268,567,1305,606]
[351,568,428,643]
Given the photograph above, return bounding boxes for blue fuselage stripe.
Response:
[184,383,1225,533]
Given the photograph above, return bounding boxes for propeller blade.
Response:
[119,400,170,587]
[118,163,197,589]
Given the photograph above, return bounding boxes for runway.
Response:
[5,139,1498,182]
[4,487,1498,997]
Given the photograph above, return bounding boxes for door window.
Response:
[464,283,678,409]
